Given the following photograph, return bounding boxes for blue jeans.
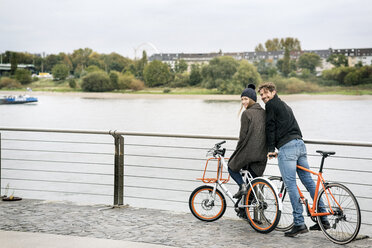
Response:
[278,139,327,226]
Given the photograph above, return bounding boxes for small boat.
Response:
[0,95,38,104]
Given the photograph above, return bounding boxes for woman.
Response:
[228,84,268,199]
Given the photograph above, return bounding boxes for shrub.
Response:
[85,65,103,73]
[68,78,77,88]
[81,71,112,92]
[15,69,32,84]
[317,79,339,86]
[266,76,320,94]
[344,72,361,86]
[130,79,145,91]
[321,67,355,85]
[118,73,134,89]
[218,79,243,94]
[116,72,145,91]
[0,77,22,89]
[170,72,189,87]
[109,71,120,89]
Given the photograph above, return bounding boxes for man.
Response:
[258,82,329,237]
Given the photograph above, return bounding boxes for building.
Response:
[149,48,371,72]
[0,64,35,76]
[331,48,372,67]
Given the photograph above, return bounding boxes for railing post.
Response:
[118,135,124,205]
[112,132,124,206]
[113,134,119,205]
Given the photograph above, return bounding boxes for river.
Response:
[1,93,372,234]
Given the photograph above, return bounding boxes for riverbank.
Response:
[1,90,372,101]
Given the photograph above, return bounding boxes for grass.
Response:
[1,78,372,95]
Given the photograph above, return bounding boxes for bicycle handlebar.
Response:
[215,141,226,148]
[206,141,227,157]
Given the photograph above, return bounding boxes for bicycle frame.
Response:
[206,154,282,211]
[296,165,342,217]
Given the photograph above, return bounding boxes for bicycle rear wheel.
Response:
[189,185,226,222]
[269,176,294,231]
[244,178,281,233]
[316,183,361,245]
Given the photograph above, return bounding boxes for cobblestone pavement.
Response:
[0,199,371,248]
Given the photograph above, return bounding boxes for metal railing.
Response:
[1,127,372,230]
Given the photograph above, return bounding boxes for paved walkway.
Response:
[0,199,371,248]
[0,230,176,248]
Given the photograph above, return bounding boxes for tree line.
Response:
[1,38,371,93]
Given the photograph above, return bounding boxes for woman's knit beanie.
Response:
[241,84,257,102]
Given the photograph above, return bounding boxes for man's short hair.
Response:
[258,82,276,92]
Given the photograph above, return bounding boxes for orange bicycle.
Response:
[270,150,361,244]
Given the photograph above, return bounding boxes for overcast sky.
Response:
[1,0,371,58]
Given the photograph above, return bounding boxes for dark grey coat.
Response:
[228,103,268,175]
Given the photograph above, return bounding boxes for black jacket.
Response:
[265,94,302,152]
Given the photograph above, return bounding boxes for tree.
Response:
[104,52,133,73]
[201,56,239,88]
[44,54,61,72]
[88,52,106,71]
[265,38,282,51]
[189,64,202,86]
[327,54,348,67]
[254,60,277,78]
[174,59,188,73]
[71,48,93,71]
[130,51,147,80]
[255,37,301,52]
[254,43,265,52]
[282,47,291,77]
[10,52,18,75]
[14,69,32,84]
[280,37,301,52]
[52,64,70,81]
[81,71,113,92]
[221,60,261,94]
[143,60,171,87]
[298,53,321,73]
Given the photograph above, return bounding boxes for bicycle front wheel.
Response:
[244,178,281,233]
[189,185,226,222]
[316,183,361,245]
[269,176,294,231]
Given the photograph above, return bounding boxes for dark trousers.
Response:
[228,166,258,185]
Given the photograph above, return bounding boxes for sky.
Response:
[1,0,371,58]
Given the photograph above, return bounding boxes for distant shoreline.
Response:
[1,90,372,101]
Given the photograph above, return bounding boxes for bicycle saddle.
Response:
[316,150,336,157]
